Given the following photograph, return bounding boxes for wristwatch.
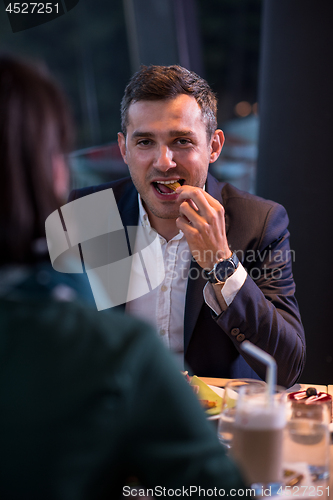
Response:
[204,252,239,284]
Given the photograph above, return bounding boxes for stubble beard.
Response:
[130,171,182,221]
[130,168,208,221]
[143,199,180,220]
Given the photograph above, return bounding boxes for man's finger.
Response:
[179,200,204,227]
[176,186,221,217]
[176,215,197,235]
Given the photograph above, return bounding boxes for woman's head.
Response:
[0,55,73,264]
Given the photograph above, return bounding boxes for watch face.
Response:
[215,260,236,282]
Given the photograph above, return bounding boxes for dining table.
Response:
[198,377,329,395]
[199,377,333,498]
[122,378,333,499]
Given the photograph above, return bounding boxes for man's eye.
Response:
[137,139,152,146]
[176,138,191,145]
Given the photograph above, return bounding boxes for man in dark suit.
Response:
[69,65,305,387]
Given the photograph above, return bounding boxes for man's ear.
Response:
[209,129,225,164]
[117,132,128,164]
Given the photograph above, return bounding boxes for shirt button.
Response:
[236,333,245,342]
[160,329,166,336]
[161,285,168,292]
[231,328,240,336]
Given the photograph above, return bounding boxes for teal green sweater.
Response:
[0,263,245,499]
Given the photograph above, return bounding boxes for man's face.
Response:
[118,94,223,222]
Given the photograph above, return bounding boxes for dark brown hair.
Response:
[121,65,218,140]
[0,55,73,264]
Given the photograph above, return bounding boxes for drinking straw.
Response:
[240,340,277,406]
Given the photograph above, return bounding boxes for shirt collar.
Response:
[138,194,151,229]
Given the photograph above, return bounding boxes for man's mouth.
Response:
[152,179,185,195]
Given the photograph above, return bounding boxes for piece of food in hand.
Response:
[168,181,181,191]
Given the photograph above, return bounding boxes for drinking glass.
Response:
[283,398,330,496]
[217,378,265,449]
[230,384,286,496]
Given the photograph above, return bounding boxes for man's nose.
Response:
[153,145,176,170]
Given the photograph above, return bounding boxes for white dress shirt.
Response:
[125,194,247,368]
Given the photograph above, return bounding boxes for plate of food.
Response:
[190,375,224,416]
[182,372,224,417]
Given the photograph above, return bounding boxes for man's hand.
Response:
[175,185,231,269]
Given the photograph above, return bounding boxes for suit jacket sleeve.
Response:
[215,201,305,387]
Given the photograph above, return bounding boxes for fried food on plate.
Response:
[199,399,218,410]
[181,373,223,415]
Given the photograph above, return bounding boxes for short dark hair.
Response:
[0,55,73,264]
[121,65,218,139]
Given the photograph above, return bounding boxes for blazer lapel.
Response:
[206,172,229,233]
[116,182,139,229]
[184,258,206,353]
[112,181,139,313]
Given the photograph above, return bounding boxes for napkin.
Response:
[190,376,223,416]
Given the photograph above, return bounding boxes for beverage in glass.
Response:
[284,394,330,492]
[217,378,265,449]
[231,384,286,495]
